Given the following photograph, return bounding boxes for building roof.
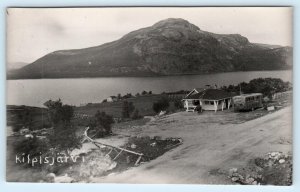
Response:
[233,93,262,98]
[195,88,205,92]
[184,89,233,100]
[185,88,205,97]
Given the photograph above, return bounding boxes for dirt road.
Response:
[92,106,292,184]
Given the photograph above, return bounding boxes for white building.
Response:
[182,88,233,112]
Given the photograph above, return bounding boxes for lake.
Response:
[7,70,292,107]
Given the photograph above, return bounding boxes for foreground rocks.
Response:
[228,151,292,185]
[47,136,183,182]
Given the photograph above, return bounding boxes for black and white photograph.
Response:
[6,7,293,184]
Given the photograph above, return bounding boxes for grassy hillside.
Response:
[75,94,177,118]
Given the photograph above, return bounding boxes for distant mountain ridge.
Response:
[8,18,292,79]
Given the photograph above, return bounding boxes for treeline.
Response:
[102,90,153,103]
[152,97,184,113]
[220,78,292,98]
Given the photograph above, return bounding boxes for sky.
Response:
[6,7,293,65]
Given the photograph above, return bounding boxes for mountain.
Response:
[8,18,292,79]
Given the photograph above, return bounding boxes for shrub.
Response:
[14,136,49,156]
[14,136,51,168]
[44,99,81,154]
[122,101,135,118]
[122,93,133,99]
[242,78,290,99]
[10,108,33,132]
[89,111,114,137]
[131,109,142,120]
[11,125,23,132]
[153,97,170,113]
[174,98,184,109]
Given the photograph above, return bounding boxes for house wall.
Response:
[201,100,228,111]
[202,102,216,111]
[184,98,232,111]
[217,100,224,110]
[184,100,198,111]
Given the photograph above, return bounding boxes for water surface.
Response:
[7,70,292,107]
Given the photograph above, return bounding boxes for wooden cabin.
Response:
[182,88,233,112]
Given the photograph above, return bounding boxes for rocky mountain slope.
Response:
[8,18,292,79]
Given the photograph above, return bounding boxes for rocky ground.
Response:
[61,136,182,183]
[7,100,292,184]
[90,105,292,184]
[227,151,292,185]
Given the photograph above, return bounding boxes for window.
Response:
[204,101,209,105]
[210,101,214,105]
[246,97,254,101]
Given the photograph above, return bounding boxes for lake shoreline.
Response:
[7,69,292,80]
[7,70,292,107]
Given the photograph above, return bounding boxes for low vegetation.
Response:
[43,99,82,155]
[122,100,135,118]
[88,111,114,138]
[7,105,51,132]
[153,97,170,113]
[9,100,83,175]
[221,78,292,99]
[75,94,178,118]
